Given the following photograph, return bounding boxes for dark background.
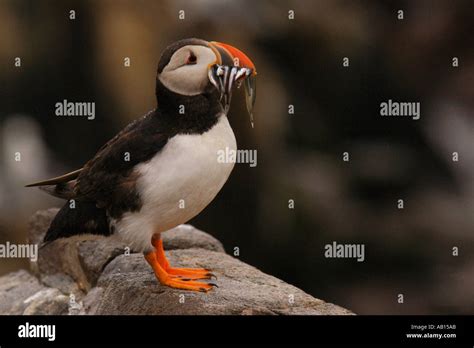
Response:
[1,0,473,314]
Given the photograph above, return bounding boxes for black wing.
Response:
[31,110,172,242]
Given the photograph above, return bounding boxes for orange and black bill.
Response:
[208,41,257,127]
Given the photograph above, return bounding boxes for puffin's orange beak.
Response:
[208,41,257,127]
[210,41,257,76]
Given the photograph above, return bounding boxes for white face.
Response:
[158,45,218,96]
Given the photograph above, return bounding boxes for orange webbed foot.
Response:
[161,276,217,292]
[166,267,215,280]
[144,237,217,292]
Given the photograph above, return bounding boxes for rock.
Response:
[88,249,352,315]
[32,234,125,294]
[0,210,353,315]
[22,288,69,315]
[39,273,79,296]
[0,270,69,315]
[27,208,59,247]
[27,210,224,293]
[77,238,126,286]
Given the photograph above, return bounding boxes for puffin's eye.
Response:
[186,52,197,65]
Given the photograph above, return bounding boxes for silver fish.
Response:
[209,64,256,127]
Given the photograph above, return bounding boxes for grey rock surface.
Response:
[0,270,69,315]
[0,209,353,315]
[89,249,352,315]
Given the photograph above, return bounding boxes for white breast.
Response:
[113,114,236,253]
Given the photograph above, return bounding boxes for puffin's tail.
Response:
[25,169,82,199]
[26,168,112,244]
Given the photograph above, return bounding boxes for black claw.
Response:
[206,273,217,280]
[209,283,218,288]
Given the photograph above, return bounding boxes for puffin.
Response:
[26,38,257,292]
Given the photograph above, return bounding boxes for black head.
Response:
[155,38,257,127]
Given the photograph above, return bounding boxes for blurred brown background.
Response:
[1,0,473,314]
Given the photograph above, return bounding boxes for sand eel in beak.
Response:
[208,41,257,127]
